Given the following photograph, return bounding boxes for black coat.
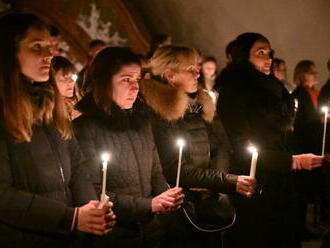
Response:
[293,85,322,154]
[216,62,298,248]
[319,78,330,107]
[0,123,96,248]
[140,79,237,193]
[74,95,168,247]
[140,79,237,248]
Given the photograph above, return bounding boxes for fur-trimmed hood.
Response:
[140,78,216,122]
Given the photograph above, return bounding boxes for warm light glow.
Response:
[101,153,110,162]
[176,138,185,148]
[294,99,298,109]
[208,91,217,103]
[72,74,78,82]
[247,145,258,154]
[321,106,329,113]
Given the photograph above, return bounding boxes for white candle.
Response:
[321,106,329,156]
[248,145,258,178]
[100,153,110,202]
[175,139,185,187]
[294,98,299,111]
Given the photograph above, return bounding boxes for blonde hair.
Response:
[150,45,201,77]
[294,60,315,86]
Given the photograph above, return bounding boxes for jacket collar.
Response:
[140,78,215,122]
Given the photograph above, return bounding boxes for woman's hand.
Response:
[77,200,116,235]
[236,176,256,197]
[292,154,323,170]
[152,187,184,213]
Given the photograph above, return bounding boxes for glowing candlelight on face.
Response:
[71,74,78,82]
[248,145,258,178]
[100,153,110,202]
[175,139,185,187]
[321,106,329,156]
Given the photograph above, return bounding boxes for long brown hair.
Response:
[0,13,71,142]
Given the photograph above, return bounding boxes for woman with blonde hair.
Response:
[0,13,114,247]
[140,45,256,247]
[293,60,324,241]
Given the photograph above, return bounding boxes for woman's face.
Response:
[111,64,141,109]
[17,27,53,82]
[304,65,318,86]
[274,62,287,81]
[169,61,200,93]
[249,40,272,75]
[55,70,76,98]
[202,61,216,77]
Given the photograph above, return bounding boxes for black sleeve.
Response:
[0,137,74,236]
[151,118,237,193]
[218,79,293,175]
[68,136,98,206]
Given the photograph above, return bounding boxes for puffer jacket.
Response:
[0,122,96,248]
[74,94,168,247]
[140,78,237,193]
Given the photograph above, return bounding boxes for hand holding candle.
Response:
[99,152,110,209]
[321,106,328,156]
[248,145,258,178]
[175,138,185,188]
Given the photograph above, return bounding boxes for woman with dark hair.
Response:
[73,46,184,248]
[52,56,81,120]
[0,13,114,248]
[217,32,323,248]
[140,45,256,248]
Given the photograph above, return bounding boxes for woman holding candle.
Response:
[73,46,184,248]
[0,13,115,248]
[139,45,256,248]
[216,32,324,248]
[292,60,328,240]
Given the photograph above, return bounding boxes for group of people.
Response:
[0,12,329,248]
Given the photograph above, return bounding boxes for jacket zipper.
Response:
[43,126,67,198]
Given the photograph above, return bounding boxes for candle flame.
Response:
[71,74,78,82]
[247,145,258,153]
[101,153,110,162]
[176,138,185,148]
[321,106,329,113]
[208,91,217,103]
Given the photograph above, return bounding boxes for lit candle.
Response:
[99,153,110,209]
[71,73,78,82]
[175,139,185,187]
[207,91,217,104]
[321,106,329,156]
[294,98,299,111]
[248,145,258,178]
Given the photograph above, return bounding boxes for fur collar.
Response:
[140,78,215,122]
